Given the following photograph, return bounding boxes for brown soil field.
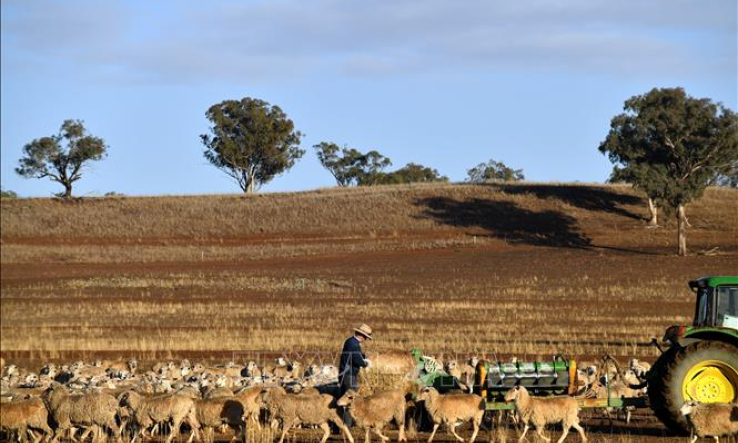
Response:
[2,183,737,443]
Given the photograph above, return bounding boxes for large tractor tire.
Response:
[648,340,738,433]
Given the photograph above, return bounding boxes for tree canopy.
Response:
[599,87,738,255]
[15,119,108,198]
[314,142,392,186]
[201,97,304,193]
[375,163,448,185]
[466,159,525,183]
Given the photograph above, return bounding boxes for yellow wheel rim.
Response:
[682,359,738,403]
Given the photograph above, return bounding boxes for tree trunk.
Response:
[62,182,73,198]
[647,198,658,226]
[677,204,687,256]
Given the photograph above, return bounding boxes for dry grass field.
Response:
[2,182,737,443]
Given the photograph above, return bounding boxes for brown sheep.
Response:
[416,387,484,443]
[42,384,121,443]
[261,387,354,443]
[504,385,587,443]
[337,389,407,443]
[681,401,738,442]
[195,397,245,443]
[119,390,199,443]
[0,397,53,443]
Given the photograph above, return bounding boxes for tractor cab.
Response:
[691,277,738,329]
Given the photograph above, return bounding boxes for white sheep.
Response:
[261,386,355,443]
[681,401,738,443]
[504,385,587,443]
[337,389,407,443]
[415,387,484,443]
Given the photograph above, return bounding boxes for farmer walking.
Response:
[338,323,373,427]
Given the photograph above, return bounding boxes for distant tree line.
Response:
[13,90,737,256]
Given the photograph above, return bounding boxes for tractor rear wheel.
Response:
[649,340,738,433]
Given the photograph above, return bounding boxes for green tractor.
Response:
[649,276,738,432]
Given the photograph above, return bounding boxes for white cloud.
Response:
[2,0,735,84]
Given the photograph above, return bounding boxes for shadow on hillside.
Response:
[415,197,591,248]
[495,184,644,220]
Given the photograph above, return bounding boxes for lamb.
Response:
[261,386,355,443]
[680,401,738,443]
[118,390,199,443]
[195,397,245,443]
[0,397,53,443]
[337,389,407,443]
[415,387,484,443]
[504,385,587,443]
[42,383,121,443]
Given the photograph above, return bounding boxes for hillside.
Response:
[2,183,737,264]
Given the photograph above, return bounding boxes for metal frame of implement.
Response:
[411,349,649,411]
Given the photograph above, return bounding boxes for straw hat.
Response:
[354,323,373,340]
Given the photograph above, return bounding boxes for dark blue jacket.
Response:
[339,335,367,378]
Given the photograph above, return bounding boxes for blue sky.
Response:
[1,0,736,196]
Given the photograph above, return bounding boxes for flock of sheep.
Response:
[0,354,736,443]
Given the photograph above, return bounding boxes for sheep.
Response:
[415,387,484,443]
[337,389,407,443]
[101,359,138,376]
[445,361,462,379]
[195,397,245,443]
[444,361,471,392]
[118,390,199,443]
[366,351,417,376]
[41,383,121,443]
[627,359,651,380]
[39,364,58,380]
[576,365,598,394]
[504,385,587,443]
[233,386,264,430]
[586,376,642,425]
[0,397,53,443]
[680,401,738,443]
[261,387,355,443]
[459,357,478,389]
[202,386,234,399]
[153,361,176,375]
[243,362,262,378]
[273,362,302,380]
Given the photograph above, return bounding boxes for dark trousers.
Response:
[339,372,359,428]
